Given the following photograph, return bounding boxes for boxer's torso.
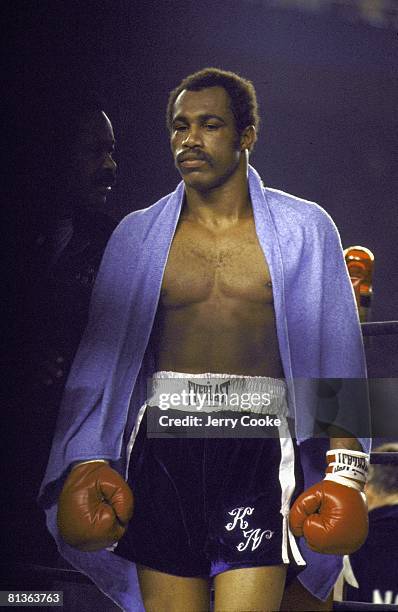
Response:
[154,209,284,377]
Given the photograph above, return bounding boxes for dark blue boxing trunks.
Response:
[115,372,306,578]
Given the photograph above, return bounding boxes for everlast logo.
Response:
[337,453,368,472]
[187,380,231,406]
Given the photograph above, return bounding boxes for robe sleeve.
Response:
[316,214,371,452]
[38,213,141,509]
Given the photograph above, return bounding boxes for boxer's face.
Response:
[170,86,244,192]
[67,110,117,208]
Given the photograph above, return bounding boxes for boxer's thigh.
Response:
[137,564,210,612]
[117,413,210,576]
[280,577,333,611]
[214,565,287,612]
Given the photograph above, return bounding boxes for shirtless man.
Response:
[125,77,289,611]
[157,87,280,379]
[42,69,370,612]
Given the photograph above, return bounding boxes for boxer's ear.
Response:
[240,125,256,153]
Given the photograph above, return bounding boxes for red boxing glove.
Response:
[57,460,134,552]
[289,449,369,555]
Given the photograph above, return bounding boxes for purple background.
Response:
[12,1,397,320]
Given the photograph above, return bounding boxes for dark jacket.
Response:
[345,504,398,605]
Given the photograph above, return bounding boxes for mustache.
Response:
[176,150,212,164]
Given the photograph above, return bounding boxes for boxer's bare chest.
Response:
[161,215,273,308]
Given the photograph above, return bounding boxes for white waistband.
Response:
[147,371,288,415]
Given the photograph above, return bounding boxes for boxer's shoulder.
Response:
[110,192,176,241]
[264,186,338,234]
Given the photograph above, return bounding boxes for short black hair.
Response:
[368,443,398,495]
[166,67,260,135]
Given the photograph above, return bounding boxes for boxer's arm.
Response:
[329,430,363,452]
[290,426,369,554]
[330,438,362,451]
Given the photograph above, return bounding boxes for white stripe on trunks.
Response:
[125,371,305,567]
